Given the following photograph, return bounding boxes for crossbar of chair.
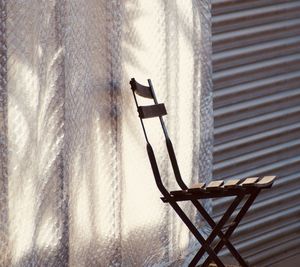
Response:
[169,200,226,267]
[162,188,255,202]
[189,194,247,267]
[202,190,260,267]
[165,195,245,267]
[138,103,167,119]
[190,199,247,266]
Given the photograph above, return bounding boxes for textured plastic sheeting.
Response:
[0,0,212,266]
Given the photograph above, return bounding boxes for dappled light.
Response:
[0,0,213,266]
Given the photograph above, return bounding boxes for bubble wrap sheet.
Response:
[0,0,212,266]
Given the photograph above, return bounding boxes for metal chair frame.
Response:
[129,78,276,267]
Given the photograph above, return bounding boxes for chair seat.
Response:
[170,176,276,197]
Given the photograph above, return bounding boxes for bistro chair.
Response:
[129,78,276,267]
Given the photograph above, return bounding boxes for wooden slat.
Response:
[206,180,224,189]
[224,179,240,188]
[255,175,276,188]
[138,103,167,119]
[188,183,206,192]
[240,177,259,187]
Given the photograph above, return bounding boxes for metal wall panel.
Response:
[212,0,300,266]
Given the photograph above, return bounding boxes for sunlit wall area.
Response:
[0,1,213,266]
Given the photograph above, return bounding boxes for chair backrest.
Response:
[129,78,188,198]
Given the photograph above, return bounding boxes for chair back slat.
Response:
[130,78,153,98]
[138,103,167,119]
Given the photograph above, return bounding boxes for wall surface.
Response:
[212,0,300,266]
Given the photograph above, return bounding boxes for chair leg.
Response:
[189,195,244,266]
[168,200,226,267]
[202,190,260,267]
[191,199,248,266]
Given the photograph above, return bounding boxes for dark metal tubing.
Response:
[161,188,256,202]
[146,143,170,197]
[190,199,245,264]
[131,89,150,144]
[130,79,170,197]
[202,190,260,267]
[189,194,245,266]
[148,79,189,190]
[147,79,169,139]
[169,200,225,267]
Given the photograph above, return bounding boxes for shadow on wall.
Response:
[3,0,210,266]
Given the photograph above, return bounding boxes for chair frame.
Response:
[129,78,276,267]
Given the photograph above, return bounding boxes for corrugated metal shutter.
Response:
[212,0,300,266]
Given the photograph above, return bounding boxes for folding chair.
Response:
[129,78,276,267]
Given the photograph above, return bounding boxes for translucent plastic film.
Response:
[0,0,212,266]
